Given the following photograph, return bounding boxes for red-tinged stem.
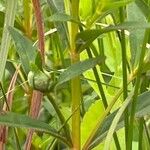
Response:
[25,0,45,149]
[25,91,43,150]
[0,66,20,150]
[32,0,45,62]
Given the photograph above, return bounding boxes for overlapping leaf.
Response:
[57,56,105,86]
[48,13,82,25]
[0,112,69,146]
[8,26,37,75]
[0,0,17,81]
[83,91,150,149]
[135,0,150,19]
[76,22,150,53]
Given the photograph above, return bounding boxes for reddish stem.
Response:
[25,0,45,149]
[32,0,45,63]
[0,65,20,150]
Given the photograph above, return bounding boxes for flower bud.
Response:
[28,71,51,92]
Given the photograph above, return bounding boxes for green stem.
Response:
[127,28,150,150]
[47,94,72,146]
[82,74,135,150]
[138,118,144,150]
[83,85,124,150]
[119,7,129,148]
[85,47,121,150]
[143,120,150,144]
[86,48,108,107]
[70,1,81,149]
[71,76,81,150]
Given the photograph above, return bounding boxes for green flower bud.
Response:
[28,70,52,92]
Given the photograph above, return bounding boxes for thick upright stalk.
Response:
[70,1,81,149]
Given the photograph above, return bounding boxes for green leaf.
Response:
[80,51,108,98]
[86,91,150,149]
[76,22,150,53]
[105,0,133,10]
[81,100,105,147]
[0,11,4,27]
[79,0,93,20]
[48,13,83,25]
[135,0,150,19]
[0,0,17,81]
[86,0,133,27]
[104,93,133,150]
[47,0,65,12]
[35,51,43,71]
[127,2,146,67]
[8,26,37,74]
[47,0,69,54]
[48,13,73,22]
[43,97,56,116]
[0,112,69,146]
[57,56,105,86]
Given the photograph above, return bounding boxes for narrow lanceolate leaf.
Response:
[135,0,150,19]
[48,12,72,22]
[104,93,133,150]
[127,2,146,68]
[48,13,82,25]
[87,91,150,149]
[0,0,17,81]
[47,0,69,52]
[0,112,69,146]
[8,26,37,75]
[57,56,105,86]
[76,22,150,53]
[86,0,133,27]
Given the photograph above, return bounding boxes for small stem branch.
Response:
[119,7,129,147]
[47,94,72,145]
